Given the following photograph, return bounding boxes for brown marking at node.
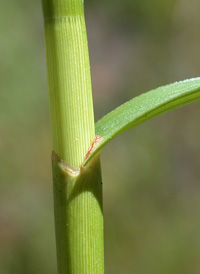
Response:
[52,151,61,162]
[84,135,103,162]
[52,151,80,176]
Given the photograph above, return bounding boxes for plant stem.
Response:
[42,0,95,167]
[41,0,104,273]
[52,152,104,273]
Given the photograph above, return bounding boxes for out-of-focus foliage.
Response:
[0,0,200,273]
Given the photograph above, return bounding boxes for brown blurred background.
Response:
[0,0,200,273]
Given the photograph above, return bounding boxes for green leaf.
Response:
[83,78,200,166]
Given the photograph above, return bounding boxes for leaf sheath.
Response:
[52,152,104,273]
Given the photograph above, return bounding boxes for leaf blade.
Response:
[83,78,200,166]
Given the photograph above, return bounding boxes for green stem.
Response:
[42,0,95,167]
[41,0,104,273]
[52,152,104,273]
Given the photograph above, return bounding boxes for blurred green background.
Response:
[0,0,200,273]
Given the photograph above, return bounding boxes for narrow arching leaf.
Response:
[83,78,200,166]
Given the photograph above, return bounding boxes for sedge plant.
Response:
[41,0,200,273]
